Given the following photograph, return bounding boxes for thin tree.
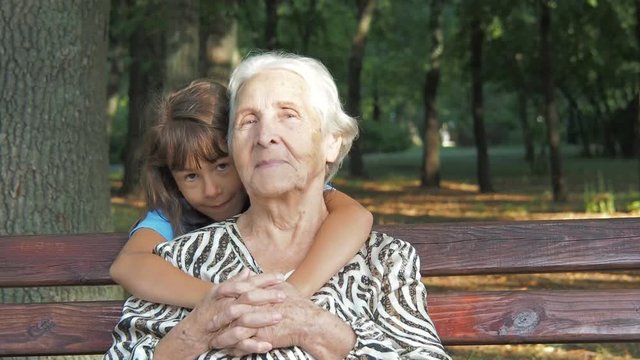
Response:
[0,0,114,305]
[470,15,493,193]
[200,1,240,83]
[421,0,444,188]
[164,0,200,91]
[540,0,567,202]
[515,54,536,166]
[120,0,165,196]
[635,0,640,191]
[347,0,376,178]
[265,0,279,50]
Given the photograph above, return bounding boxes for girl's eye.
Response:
[184,173,198,182]
[216,162,230,171]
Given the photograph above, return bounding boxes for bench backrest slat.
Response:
[0,234,126,287]
[1,218,639,288]
[377,218,640,275]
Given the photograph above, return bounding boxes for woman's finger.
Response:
[209,325,255,349]
[236,288,286,305]
[214,272,285,299]
[230,338,273,356]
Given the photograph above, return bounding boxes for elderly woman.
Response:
[105,52,450,359]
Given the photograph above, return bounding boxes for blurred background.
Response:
[1,0,640,358]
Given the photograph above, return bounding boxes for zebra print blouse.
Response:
[104,218,450,360]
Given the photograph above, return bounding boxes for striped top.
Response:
[104,218,450,359]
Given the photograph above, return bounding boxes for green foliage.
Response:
[359,119,413,154]
[583,173,616,214]
[627,200,640,212]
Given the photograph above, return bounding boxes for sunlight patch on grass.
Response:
[424,271,640,292]
[449,343,639,360]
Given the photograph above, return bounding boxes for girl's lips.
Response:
[209,197,231,209]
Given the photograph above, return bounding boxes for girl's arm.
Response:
[287,189,373,297]
[110,228,213,308]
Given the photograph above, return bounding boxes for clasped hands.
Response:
[189,269,317,357]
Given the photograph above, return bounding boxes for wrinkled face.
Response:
[231,70,340,198]
[171,156,247,221]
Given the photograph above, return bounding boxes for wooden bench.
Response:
[1,217,639,356]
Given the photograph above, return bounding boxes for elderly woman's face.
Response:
[231,69,332,197]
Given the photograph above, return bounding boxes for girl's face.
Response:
[171,156,247,221]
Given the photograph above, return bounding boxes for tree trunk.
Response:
[0,0,119,341]
[518,89,536,164]
[420,0,443,188]
[264,0,279,50]
[635,0,640,191]
[515,54,535,166]
[300,0,319,53]
[347,0,376,178]
[120,1,164,197]
[540,0,567,202]
[200,2,240,83]
[372,76,381,122]
[559,87,590,157]
[164,0,199,91]
[470,17,493,193]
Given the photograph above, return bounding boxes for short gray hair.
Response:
[227,51,358,182]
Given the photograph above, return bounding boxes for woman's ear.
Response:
[324,133,343,163]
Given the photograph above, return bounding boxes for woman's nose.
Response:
[256,116,279,146]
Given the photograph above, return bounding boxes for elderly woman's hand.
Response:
[224,281,356,358]
[155,269,288,359]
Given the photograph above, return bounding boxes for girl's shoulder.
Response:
[129,210,174,241]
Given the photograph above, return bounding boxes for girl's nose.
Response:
[203,178,221,198]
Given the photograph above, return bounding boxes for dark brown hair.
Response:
[142,80,230,236]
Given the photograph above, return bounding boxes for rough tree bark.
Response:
[0,0,119,345]
[347,0,376,178]
[421,0,444,188]
[540,0,567,202]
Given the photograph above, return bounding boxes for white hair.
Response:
[227,51,359,182]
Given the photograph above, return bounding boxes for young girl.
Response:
[110,80,373,309]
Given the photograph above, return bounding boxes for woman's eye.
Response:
[241,116,258,126]
[282,110,299,119]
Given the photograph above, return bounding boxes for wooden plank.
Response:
[2,290,640,355]
[1,218,639,287]
[0,301,123,356]
[430,289,640,345]
[376,217,640,275]
[1,218,638,287]
[0,233,127,287]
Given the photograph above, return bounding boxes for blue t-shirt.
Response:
[129,210,174,241]
[131,184,335,242]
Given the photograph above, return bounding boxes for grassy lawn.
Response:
[110,145,640,359]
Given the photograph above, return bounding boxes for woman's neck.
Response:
[236,181,327,274]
